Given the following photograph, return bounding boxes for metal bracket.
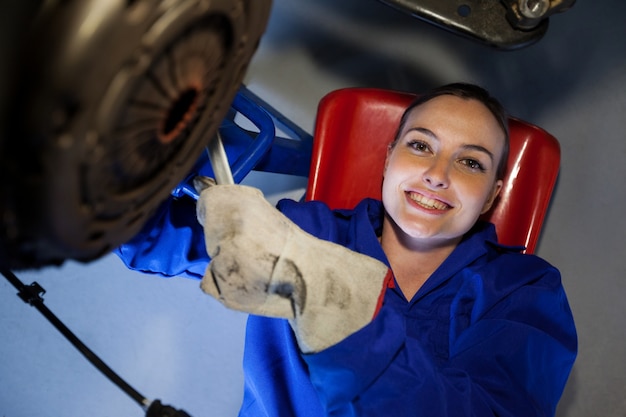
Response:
[377,0,575,49]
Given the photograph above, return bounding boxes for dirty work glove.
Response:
[195,183,390,353]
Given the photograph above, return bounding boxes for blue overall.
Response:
[116,197,577,417]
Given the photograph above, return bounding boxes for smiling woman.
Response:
[380,85,507,298]
[116,82,578,417]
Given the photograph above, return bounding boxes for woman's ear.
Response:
[481,179,503,214]
[383,144,393,176]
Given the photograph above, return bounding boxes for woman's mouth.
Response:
[407,192,451,210]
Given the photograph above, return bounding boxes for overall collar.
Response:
[355,199,520,304]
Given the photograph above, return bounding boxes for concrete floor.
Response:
[1,0,625,416]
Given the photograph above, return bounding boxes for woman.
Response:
[117,83,577,416]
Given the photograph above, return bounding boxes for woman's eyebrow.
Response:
[406,127,437,139]
[461,144,495,162]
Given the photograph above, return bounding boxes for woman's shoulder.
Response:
[479,243,562,294]
[488,242,557,273]
[461,222,561,289]
[468,222,556,269]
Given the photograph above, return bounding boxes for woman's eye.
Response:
[408,140,430,153]
[460,158,485,172]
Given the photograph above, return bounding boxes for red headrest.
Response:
[306,88,560,253]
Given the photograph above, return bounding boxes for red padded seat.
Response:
[305,88,560,253]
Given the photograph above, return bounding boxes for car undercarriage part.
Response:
[0,0,272,270]
[377,0,576,49]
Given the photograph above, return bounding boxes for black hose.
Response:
[1,268,149,408]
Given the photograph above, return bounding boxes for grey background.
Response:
[1,0,625,416]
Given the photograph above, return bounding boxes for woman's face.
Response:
[382,95,505,250]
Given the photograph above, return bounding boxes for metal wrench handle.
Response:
[206,131,234,185]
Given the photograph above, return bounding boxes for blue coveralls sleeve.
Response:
[114,196,210,280]
[303,254,577,417]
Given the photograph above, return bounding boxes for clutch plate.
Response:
[0,0,272,269]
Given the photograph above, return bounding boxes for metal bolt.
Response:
[519,0,550,18]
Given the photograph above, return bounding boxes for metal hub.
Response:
[0,0,272,269]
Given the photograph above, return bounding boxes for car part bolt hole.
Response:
[161,88,199,144]
[457,4,471,17]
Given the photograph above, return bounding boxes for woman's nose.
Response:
[422,158,450,189]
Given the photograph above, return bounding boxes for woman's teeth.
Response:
[409,192,449,210]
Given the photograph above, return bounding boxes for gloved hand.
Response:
[195,183,390,353]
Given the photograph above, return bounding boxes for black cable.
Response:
[1,268,149,408]
[2,268,194,416]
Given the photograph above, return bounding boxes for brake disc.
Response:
[0,0,272,269]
